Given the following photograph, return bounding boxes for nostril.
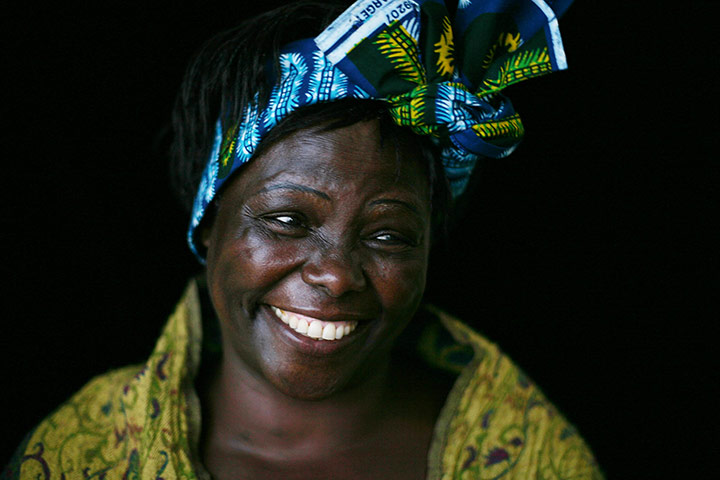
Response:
[301,253,367,296]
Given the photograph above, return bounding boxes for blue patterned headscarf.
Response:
[188,0,573,260]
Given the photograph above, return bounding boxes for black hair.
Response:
[169,1,450,236]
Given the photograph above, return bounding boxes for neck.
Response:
[201,350,395,460]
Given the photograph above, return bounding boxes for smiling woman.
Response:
[199,116,445,478]
[203,118,433,399]
[4,1,602,479]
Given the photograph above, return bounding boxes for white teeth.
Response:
[322,323,336,340]
[270,306,358,341]
[307,320,323,339]
[297,318,309,334]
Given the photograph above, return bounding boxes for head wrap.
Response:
[189,0,573,260]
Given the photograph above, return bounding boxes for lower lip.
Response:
[262,305,367,357]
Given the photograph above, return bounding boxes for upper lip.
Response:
[266,304,374,323]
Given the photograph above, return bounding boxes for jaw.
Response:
[218,302,399,402]
[266,345,393,402]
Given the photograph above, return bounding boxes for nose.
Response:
[301,248,367,297]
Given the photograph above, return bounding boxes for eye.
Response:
[262,213,308,236]
[374,233,399,242]
[367,231,416,251]
[272,215,301,227]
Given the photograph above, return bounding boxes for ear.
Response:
[199,201,219,249]
[200,223,213,249]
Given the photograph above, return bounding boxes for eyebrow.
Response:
[254,182,331,201]
[368,198,421,216]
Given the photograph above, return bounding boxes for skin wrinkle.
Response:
[275,122,427,200]
[254,182,331,201]
[247,188,367,292]
[199,119,447,479]
[196,111,445,254]
[205,119,430,389]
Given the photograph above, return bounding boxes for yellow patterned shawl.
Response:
[5,282,603,479]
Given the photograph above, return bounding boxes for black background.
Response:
[1,1,716,477]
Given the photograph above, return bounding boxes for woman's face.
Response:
[203,119,432,400]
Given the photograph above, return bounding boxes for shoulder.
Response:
[4,281,206,480]
[422,306,605,480]
[3,365,141,480]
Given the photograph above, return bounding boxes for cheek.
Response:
[207,228,306,313]
[372,254,429,318]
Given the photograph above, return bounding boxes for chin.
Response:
[266,353,386,401]
[273,371,348,401]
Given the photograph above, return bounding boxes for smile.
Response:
[270,306,358,341]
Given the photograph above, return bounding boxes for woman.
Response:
[5,1,602,478]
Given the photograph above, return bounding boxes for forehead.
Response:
[226,120,431,204]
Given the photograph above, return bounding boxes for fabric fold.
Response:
[188,0,574,260]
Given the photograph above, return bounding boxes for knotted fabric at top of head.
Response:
[188,0,574,261]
